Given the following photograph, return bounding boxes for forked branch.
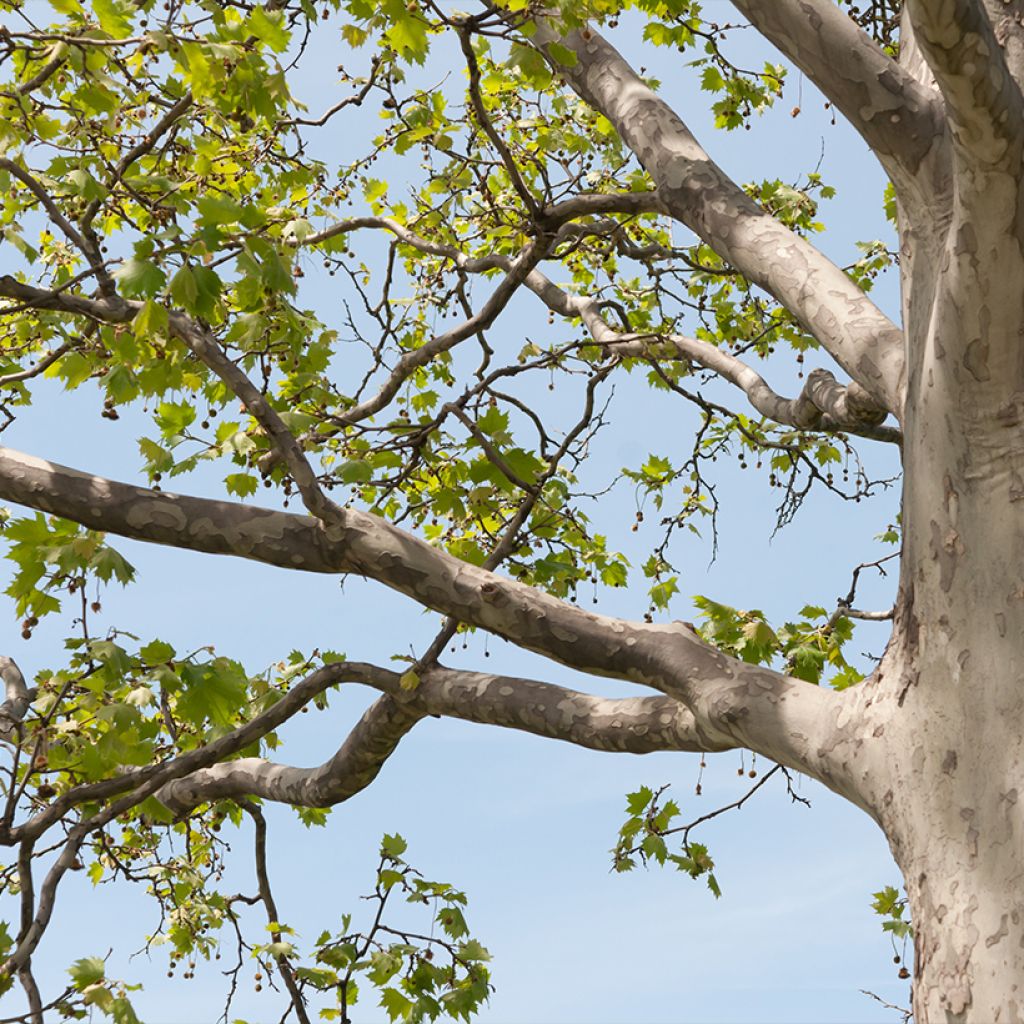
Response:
[530,20,907,414]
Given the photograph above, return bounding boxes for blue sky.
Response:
[0,4,912,1021]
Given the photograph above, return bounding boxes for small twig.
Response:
[0,158,89,255]
[860,988,913,1023]
[241,802,312,1024]
[282,57,382,126]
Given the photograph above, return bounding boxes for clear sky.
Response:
[0,4,912,1022]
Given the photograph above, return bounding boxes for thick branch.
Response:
[6,660,356,845]
[730,0,944,189]
[159,694,421,813]
[157,664,717,814]
[0,444,855,794]
[906,0,1024,166]
[0,444,700,686]
[0,276,333,518]
[533,22,907,414]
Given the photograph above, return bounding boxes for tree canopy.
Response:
[3,0,1019,1019]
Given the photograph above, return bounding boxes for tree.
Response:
[0,0,1016,1018]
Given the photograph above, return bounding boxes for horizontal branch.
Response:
[158,692,422,814]
[158,663,718,814]
[533,21,907,415]
[0,443,864,797]
[0,443,692,686]
[4,660,361,845]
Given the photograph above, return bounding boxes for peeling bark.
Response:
[0,442,846,790]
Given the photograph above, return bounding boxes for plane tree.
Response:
[0,0,1017,1020]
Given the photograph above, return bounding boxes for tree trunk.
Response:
[864,167,1024,1019]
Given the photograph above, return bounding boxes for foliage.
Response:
[0,0,905,1017]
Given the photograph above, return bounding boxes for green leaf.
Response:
[140,639,175,664]
[335,460,373,484]
[196,194,245,226]
[69,956,106,989]
[177,658,248,728]
[381,986,414,1022]
[625,786,653,815]
[225,473,259,498]
[155,400,196,438]
[112,997,143,1024]
[133,298,169,339]
[93,0,133,37]
[169,265,199,310]
[381,833,407,859]
[117,260,166,299]
[249,7,291,52]
[91,546,135,584]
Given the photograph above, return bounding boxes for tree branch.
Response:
[458,25,541,219]
[532,21,907,414]
[241,802,313,1024]
[0,343,75,388]
[0,658,34,746]
[730,0,945,190]
[0,443,858,794]
[0,160,90,257]
[156,664,717,814]
[158,693,422,814]
[5,660,356,845]
[905,0,1024,166]
[0,443,690,687]
[515,264,900,442]
[326,236,553,428]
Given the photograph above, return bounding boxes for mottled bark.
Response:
[158,665,717,814]
[0,656,33,745]
[907,0,1024,167]
[844,8,1024,1003]
[519,265,900,440]
[534,20,907,413]
[0,444,843,792]
[730,0,944,193]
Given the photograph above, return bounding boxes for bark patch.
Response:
[963,337,991,382]
[986,913,1009,948]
